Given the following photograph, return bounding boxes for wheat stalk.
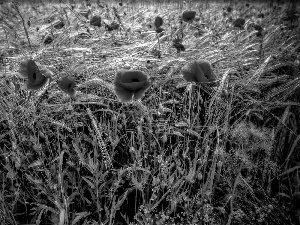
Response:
[86,107,112,170]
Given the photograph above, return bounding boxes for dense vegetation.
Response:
[0,0,299,224]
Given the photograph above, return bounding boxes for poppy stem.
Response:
[156,33,161,56]
[13,4,32,51]
[188,84,192,128]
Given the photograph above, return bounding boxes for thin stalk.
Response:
[1,24,10,49]
[156,32,161,55]
[13,5,32,50]
[226,171,241,225]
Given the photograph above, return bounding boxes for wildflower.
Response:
[253,24,263,32]
[58,76,76,96]
[197,173,203,180]
[173,42,185,53]
[181,60,217,84]
[90,15,101,27]
[44,35,53,44]
[113,70,151,103]
[258,13,264,18]
[112,114,117,122]
[111,21,120,30]
[233,17,245,28]
[182,10,196,23]
[119,2,123,6]
[154,16,163,29]
[129,146,135,154]
[227,6,232,13]
[105,21,119,31]
[18,59,52,91]
[217,161,223,168]
[161,133,168,143]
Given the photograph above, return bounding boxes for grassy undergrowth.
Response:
[0,0,300,224]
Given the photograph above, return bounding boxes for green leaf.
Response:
[71,212,90,225]
[82,176,95,189]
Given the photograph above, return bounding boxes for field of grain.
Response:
[0,0,300,224]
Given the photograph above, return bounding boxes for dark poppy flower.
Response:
[227,6,232,13]
[154,16,163,29]
[114,70,151,103]
[119,2,123,6]
[233,18,245,28]
[181,60,218,84]
[58,76,76,96]
[111,21,120,30]
[18,59,52,91]
[258,13,264,18]
[44,35,53,44]
[105,21,119,31]
[182,10,196,23]
[173,42,185,53]
[246,2,250,7]
[90,15,101,27]
[253,24,263,32]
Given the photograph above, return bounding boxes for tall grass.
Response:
[0,0,299,224]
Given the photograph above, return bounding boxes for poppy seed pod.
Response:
[156,27,164,34]
[58,76,76,96]
[53,20,65,29]
[18,59,52,91]
[181,60,217,83]
[114,70,151,103]
[182,10,196,23]
[173,42,185,52]
[90,15,101,27]
[233,18,245,28]
[146,23,154,30]
[154,16,163,29]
